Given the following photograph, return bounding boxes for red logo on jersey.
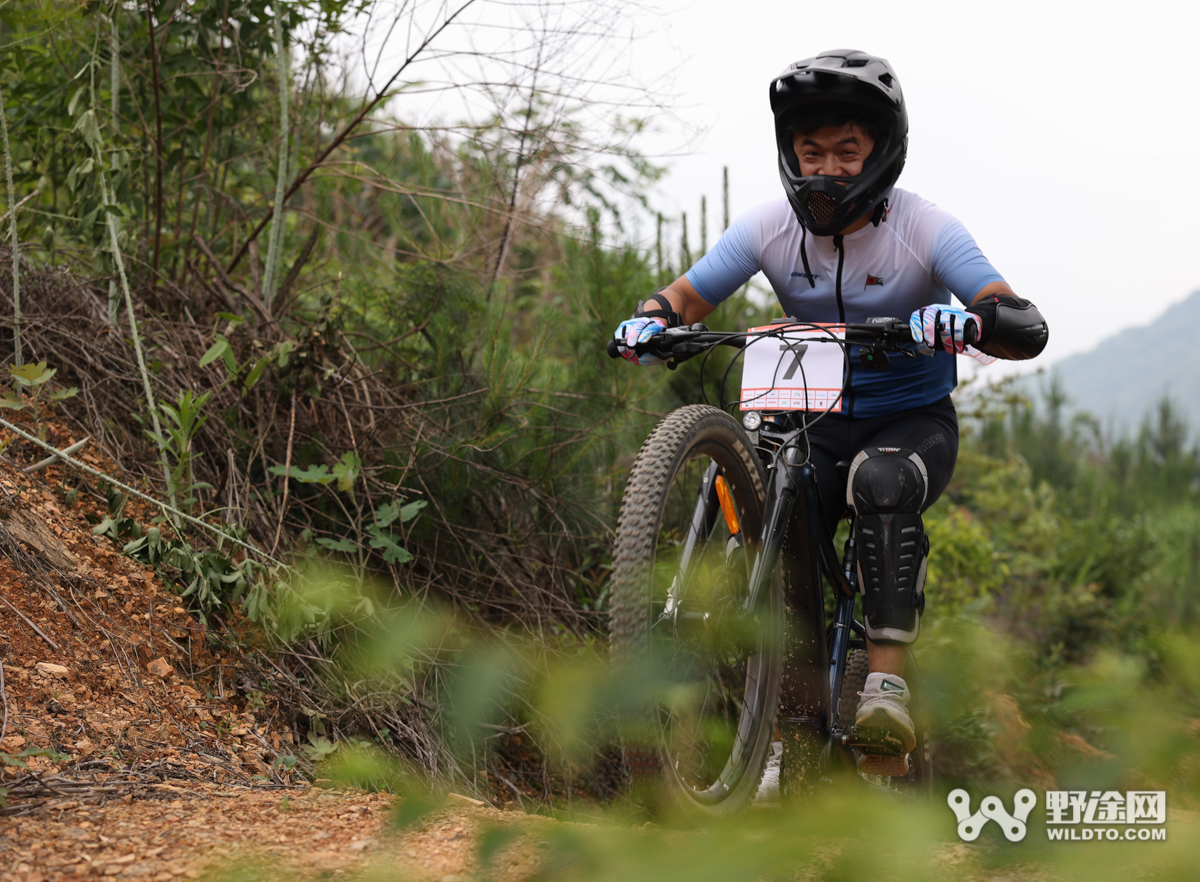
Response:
[866,275,884,286]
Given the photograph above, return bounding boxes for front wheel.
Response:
[609,405,782,818]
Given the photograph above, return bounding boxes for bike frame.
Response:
[681,413,894,763]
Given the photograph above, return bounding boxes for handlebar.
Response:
[605,326,746,361]
[607,318,976,365]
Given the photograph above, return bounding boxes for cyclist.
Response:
[612,49,1048,778]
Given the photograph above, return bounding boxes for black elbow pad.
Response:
[970,294,1049,360]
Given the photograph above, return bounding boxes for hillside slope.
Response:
[1048,290,1200,431]
[0,424,300,793]
[0,422,401,878]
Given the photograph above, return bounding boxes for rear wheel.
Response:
[837,646,934,798]
[609,405,782,818]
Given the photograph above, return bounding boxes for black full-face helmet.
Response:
[771,49,908,236]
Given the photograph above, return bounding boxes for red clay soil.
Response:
[0,426,299,791]
[0,421,309,878]
[0,791,562,882]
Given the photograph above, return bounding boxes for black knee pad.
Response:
[846,447,930,645]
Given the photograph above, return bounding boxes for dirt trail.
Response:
[0,787,544,881]
[2,786,389,880]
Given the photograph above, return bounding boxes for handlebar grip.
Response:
[607,339,622,359]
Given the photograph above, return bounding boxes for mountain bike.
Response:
[606,318,943,817]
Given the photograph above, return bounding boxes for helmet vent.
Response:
[806,192,837,227]
[878,73,894,88]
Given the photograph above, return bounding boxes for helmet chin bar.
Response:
[802,178,862,232]
[786,171,879,236]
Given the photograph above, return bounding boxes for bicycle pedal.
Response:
[623,748,663,779]
[857,752,910,777]
[844,725,906,756]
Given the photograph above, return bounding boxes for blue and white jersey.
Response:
[685,188,1004,418]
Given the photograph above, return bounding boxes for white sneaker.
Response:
[855,673,916,777]
[752,740,783,807]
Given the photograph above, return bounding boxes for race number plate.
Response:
[739,323,845,412]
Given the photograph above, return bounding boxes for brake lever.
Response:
[663,341,712,370]
[635,324,711,358]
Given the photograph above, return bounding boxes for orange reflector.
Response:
[714,475,740,536]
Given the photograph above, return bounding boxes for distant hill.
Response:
[1045,290,1200,434]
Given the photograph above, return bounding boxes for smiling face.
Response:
[792,122,876,178]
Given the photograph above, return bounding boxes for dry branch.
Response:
[0,189,39,227]
[21,436,89,474]
[0,595,60,651]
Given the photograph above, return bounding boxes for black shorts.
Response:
[801,395,959,530]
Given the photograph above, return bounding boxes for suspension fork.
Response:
[743,445,805,616]
[661,460,721,621]
[741,446,832,733]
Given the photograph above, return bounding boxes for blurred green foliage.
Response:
[913,379,1200,802]
[203,564,1200,882]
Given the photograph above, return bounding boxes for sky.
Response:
[626,0,1200,369]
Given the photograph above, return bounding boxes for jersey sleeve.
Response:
[930,219,1005,305]
[685,212,762,305]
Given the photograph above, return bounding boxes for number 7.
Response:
[779,341,808,380]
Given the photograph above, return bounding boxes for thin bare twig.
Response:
[0,595,60,651]
[488,23,545,299]
[276,225,320,305]
[0,415,283,566]
[21,436,89,474]
[271,388,296,555]
[0,658,8,744]
[0,189,40,227]
[193,234,272,322]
